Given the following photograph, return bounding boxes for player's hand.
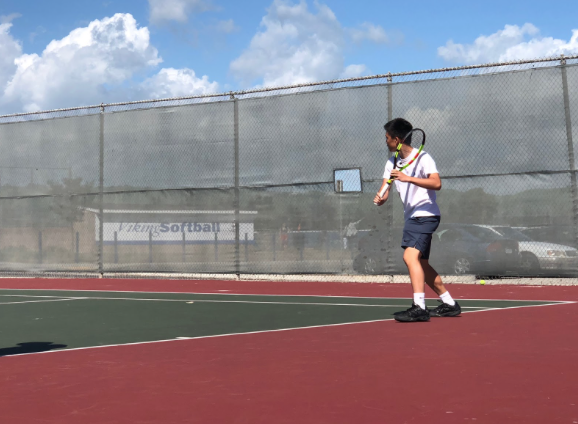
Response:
[390,169,411,183]
[373,193,385,206]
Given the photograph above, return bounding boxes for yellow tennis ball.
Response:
[480,280,486,285]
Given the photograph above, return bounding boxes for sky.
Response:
[0,0,577,115]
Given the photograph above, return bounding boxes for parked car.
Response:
[353,223,520,276]
[429,224,520,275]
[353,227,404,275]
[481,225,578,273]
[518,225,576,249]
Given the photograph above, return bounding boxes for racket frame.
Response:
[376,128,426,200]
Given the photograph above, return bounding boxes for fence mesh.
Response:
[1,55,577,279]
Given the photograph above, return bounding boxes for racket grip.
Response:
[378,181,392,197]
[374,181,392,205]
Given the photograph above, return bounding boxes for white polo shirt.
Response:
[383,148,441,221]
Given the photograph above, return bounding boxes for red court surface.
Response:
[0,278,576,424]
[1,277,577,301]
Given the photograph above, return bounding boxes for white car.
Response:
[480,225,578,272]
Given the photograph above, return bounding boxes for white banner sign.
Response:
[96,220,254,244]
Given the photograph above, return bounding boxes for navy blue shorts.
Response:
[401,216,441,260]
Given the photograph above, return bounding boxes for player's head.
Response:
[384,118,413,151]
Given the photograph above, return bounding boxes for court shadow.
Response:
[0,342,67,357]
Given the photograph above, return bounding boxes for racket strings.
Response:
[403,130,424,148]
[404,133,413,146]
[375,128,426,201]
[395,130,424,166]
[391,130,425,173]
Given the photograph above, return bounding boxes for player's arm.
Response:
[390,170,442,190]
[374,179,392,205]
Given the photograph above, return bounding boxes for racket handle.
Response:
[378,181,392,197]
[374,181,392,205]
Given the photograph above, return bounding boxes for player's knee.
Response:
[403,248,421,265]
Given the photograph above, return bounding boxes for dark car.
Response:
[353,223,520,276]
[430,224,520,275]
[353,227,404,274]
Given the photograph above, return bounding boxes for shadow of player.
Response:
[0,342,67,357]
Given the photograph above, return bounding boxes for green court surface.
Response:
[0,289,567,355]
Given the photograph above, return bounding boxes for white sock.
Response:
[440,291,456,306]
[413,293,426,310]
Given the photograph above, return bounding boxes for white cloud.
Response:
[499,30,578,61]
[350,22,390,44]
[0,13,219,114]
[215,19,239,34]
[438,24,578,64]
[1,13,162,112]
[340,64,366,79]
[0,13,22,24]
[0,20,22,95]
[230,0,371,87]
[139,68,219,98]
[148,0,211,25]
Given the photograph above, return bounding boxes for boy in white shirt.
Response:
[374,118,461,322]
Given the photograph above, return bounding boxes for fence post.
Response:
[182,231,186,263]
[272,232,276,261]
[325,230,330,260]
[214,232,219,262]
[149,231,153,264]
[244,232,248,263]
[75,231,80,263]
[98,103,105,275]
[561,55,578,247]
[385,72,395,273]
[233,95,241,276]
[114,231,118,264]
[38,231,42,264]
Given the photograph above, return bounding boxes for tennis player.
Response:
[374,118,461,322]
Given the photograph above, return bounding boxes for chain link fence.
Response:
[0,55,577,280]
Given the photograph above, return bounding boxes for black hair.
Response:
[384,118,413,143]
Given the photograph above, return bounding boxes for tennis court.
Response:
[1,55,578,423]
[0,278,576,423]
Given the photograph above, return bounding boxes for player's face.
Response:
[385,132,400,152]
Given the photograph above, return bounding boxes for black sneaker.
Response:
[429,300,461,317]
[394,303,430,322]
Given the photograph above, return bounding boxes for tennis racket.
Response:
[374,128,426,204]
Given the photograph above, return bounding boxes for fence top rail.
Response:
[1,54,577,120]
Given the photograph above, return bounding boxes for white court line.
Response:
[0,287,575,304]
[2,317,397,358]
[0,294,512,309]
[0,298,82,305]
[461,302,576,314]
[1,299,575,358]
[0,294,77,298]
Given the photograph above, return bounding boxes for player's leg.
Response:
[422,259,461,317]
[404,247,425,295]
[422,259,445,295]
[394,232,430,322]
[394,246,429,322]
